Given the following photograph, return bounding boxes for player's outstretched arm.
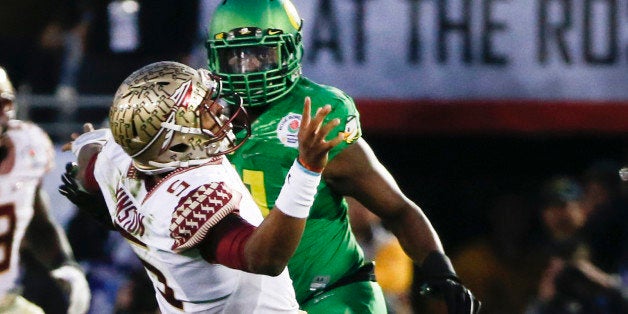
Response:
[243,97,342,275]
[322,128,480,313]
[58,123,112,229]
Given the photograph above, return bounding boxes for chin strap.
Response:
[139,157,220,175]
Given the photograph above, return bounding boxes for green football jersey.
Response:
[228,77,366,303]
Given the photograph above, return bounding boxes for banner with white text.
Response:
[277,0,628,100]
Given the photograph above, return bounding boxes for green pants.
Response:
[300,281,387,314]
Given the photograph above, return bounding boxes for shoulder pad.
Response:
[169,181,242,252]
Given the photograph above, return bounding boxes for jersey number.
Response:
[140,258,184,310]
[0,204,16,272]
[242,169,269,216]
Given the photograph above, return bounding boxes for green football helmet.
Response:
[206,0,303,107]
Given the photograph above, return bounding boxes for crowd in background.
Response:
[438,160,628,314]
[0,0,203,95]
[1,1,627,313]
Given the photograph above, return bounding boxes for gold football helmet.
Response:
[0,66,15,102]
[0,66,16,135]
[0,66,15,101]
[109,61,250,174]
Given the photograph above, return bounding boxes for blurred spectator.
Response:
[525,176,626,314]
[0,0,80,93]
[56,17,88,102]
[580,159,628,275]
[76,0,199,95]
[347,197,414,314]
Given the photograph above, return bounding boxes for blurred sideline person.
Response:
[0,66,90,314]
[205,0,480,313]
[60,61,343,313]
[525,176,626,314]
[580,159,628,275]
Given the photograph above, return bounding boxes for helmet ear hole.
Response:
[169,143,189,153]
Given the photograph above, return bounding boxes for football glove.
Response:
[418,251,481,314]
[58,162,114,230]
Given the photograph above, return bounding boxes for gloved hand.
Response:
[418,251,481,314]
[51,265,91,314]
[58,162,114,230]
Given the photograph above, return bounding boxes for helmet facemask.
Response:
[109,61,251,175]
[196,87,251,158]
[208,27,303,107]
[206,0,304,107]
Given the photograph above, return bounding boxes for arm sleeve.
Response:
[82,153,99,193]
[197,214,255,272]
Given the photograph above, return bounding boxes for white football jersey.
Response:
[92,130,299,313]
[0,121,54,296]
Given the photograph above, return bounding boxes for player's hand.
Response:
[297,97,343,173]
[61,123,95,152]
[51,265,91,314]
[59,162,114,230]
[418,251,481,314]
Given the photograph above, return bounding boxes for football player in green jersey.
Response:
[205,1,480,313]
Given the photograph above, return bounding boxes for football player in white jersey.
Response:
[64,61,343,313]
[0,66,91,314]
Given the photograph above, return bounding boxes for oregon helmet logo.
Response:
[281,0,301,31]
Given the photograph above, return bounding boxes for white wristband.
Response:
[274,160,322,218]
